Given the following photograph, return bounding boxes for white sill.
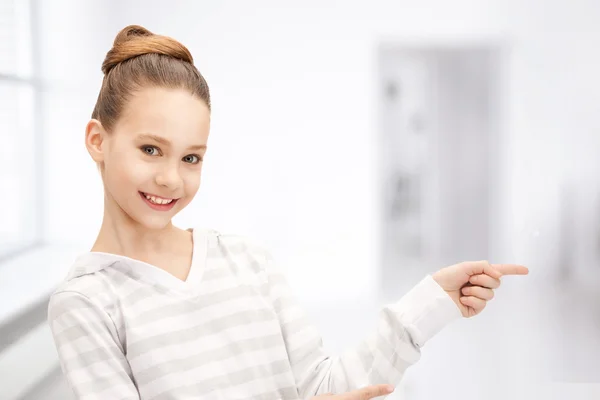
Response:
[0,244,83,325]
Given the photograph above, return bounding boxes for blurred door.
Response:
[378,45,503,284]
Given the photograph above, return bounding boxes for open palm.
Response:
[312,384,394,399]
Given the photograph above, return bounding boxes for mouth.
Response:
[139,192,179,211]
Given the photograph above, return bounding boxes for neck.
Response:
[92,193,179,258]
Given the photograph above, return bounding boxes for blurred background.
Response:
[1,0,599,399]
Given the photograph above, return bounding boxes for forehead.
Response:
[115,87,210,143]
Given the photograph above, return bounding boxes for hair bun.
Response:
[112,25,153,46]
[102,24,194,75]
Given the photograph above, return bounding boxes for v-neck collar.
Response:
[68,227,210,295]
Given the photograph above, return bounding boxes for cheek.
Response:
[183,167,203,194]
[105,151,152,190]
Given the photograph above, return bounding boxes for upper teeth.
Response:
[144,194,173,205]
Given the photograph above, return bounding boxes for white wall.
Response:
[41,0,600,298]
[39,0,121,253]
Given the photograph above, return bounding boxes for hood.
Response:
[65,252,124,281]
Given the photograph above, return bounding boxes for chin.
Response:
[139,216,175,231]
[127,208,179,231]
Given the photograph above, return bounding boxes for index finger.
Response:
[491,264,529,276]
[338,385,395,399]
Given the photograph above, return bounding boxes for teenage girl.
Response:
[48,25,529,400]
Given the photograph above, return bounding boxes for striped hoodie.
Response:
[48,228,461,399]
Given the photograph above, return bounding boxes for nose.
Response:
[155,162,183,191]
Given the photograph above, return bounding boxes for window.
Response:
[0,0,40,258]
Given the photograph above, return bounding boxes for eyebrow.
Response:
[137,133,207,151]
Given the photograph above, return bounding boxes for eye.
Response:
[183,154,202,164]
[141,145,160,156]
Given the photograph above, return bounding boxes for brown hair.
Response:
[91,25,211,132]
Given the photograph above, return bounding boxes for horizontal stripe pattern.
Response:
[48,229,460,399]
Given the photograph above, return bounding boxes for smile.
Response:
[142,193,174,204]
[139,192,179,211]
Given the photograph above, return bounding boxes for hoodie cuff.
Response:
[388,275,462,348]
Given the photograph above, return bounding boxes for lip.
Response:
[139,191,178,211]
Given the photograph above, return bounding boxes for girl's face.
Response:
[89,87,211,230]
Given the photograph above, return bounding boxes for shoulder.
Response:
[196,228,280,280]
[51,269,110,300]
[199,227,273,261]
[48,270,119,324]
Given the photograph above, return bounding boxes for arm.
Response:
[47,291,140,400]
[264,255,462,398]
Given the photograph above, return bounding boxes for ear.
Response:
[85,119,107,163]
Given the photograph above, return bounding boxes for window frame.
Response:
[0,0,43,262]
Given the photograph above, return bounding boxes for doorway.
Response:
[377,44,506,287]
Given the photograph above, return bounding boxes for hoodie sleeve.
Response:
[262,252,462,398]
[48,291,140,399]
